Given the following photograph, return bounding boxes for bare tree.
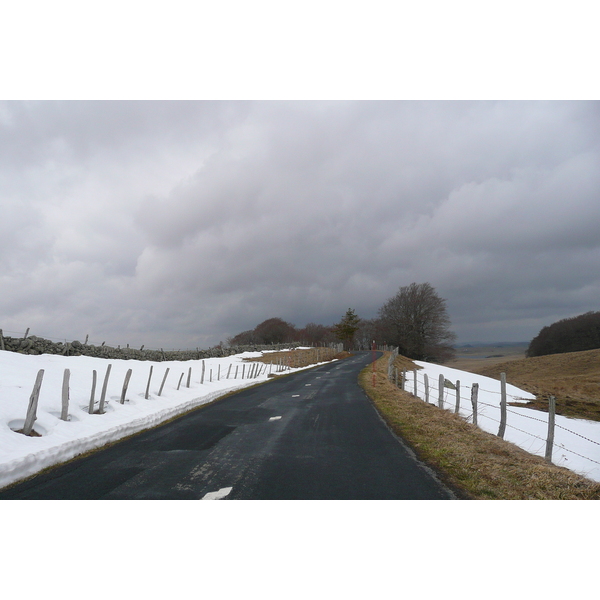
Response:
[378,282,456,362]
[353,318,385,350]
[297,322,335,346]
[227,329,258,346]
[254,318,297,344]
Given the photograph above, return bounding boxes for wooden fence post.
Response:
[242,364,245,379]
[61,368,70,421]
[497,373,507,438]
[227,364,232,379]
[401,369,406,391]
[99,364,112,414]
[413,370,417,396]
[235,365,239,379]
[217,365,221,381]
[158,368,170,396]
[186,367,192,388]
[120,369,132,404]
[145,365,153,399]
[471,383,479,426]
[454,380,460,414]
[201,361,205,384]
[23,369,44,435]
[424,373,429,403]
[545,395,556,463]
[438,374,444,408]
[177,373,184,390]
[88,369,97,414]
[395,367,398,388]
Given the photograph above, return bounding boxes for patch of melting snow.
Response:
[202,486,233,500]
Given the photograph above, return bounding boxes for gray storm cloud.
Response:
[1,100,599,349]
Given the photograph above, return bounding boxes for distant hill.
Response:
[459,347,600,421]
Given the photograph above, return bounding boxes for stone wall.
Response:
[0,332,300,362]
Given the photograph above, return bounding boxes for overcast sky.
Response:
[1,100,599,349]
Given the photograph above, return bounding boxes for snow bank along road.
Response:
[0,352,454,500]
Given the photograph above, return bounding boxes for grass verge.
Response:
[359,353,600,499]
[245,347,350,370]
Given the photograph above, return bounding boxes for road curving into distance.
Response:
[0,351,454,500]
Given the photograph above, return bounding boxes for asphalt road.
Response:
[0,351,454,500]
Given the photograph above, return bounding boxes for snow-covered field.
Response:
[1,350,599,491]
[0,348,314,490]
[408,361,600,482]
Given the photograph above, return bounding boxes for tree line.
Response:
[527,311,600,357]
[228,282,456,363]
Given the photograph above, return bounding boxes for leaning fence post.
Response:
[99,364,112,414]
[158,368,170,396]
[186,367,192,388]
[61,368,71,421]
[454,380,460,414]
[120,369,132,404]
[438,374,444,409]
[88,369,97,414]
[471,383,479,426]
[145,365,153,399]
[23,369,44,435]
[227,364,232,379]
[497,372,507,438]
[424,373,429,403]
[177,372,184,390]
[545,395,556,463]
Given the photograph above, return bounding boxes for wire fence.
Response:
[391,357,600,472]
[12,350,306,437]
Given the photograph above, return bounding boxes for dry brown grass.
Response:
[360,353,600,499]
[455,348,600,422]
[245,347,349,370]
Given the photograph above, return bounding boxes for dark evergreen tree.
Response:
[332,308,361,350]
